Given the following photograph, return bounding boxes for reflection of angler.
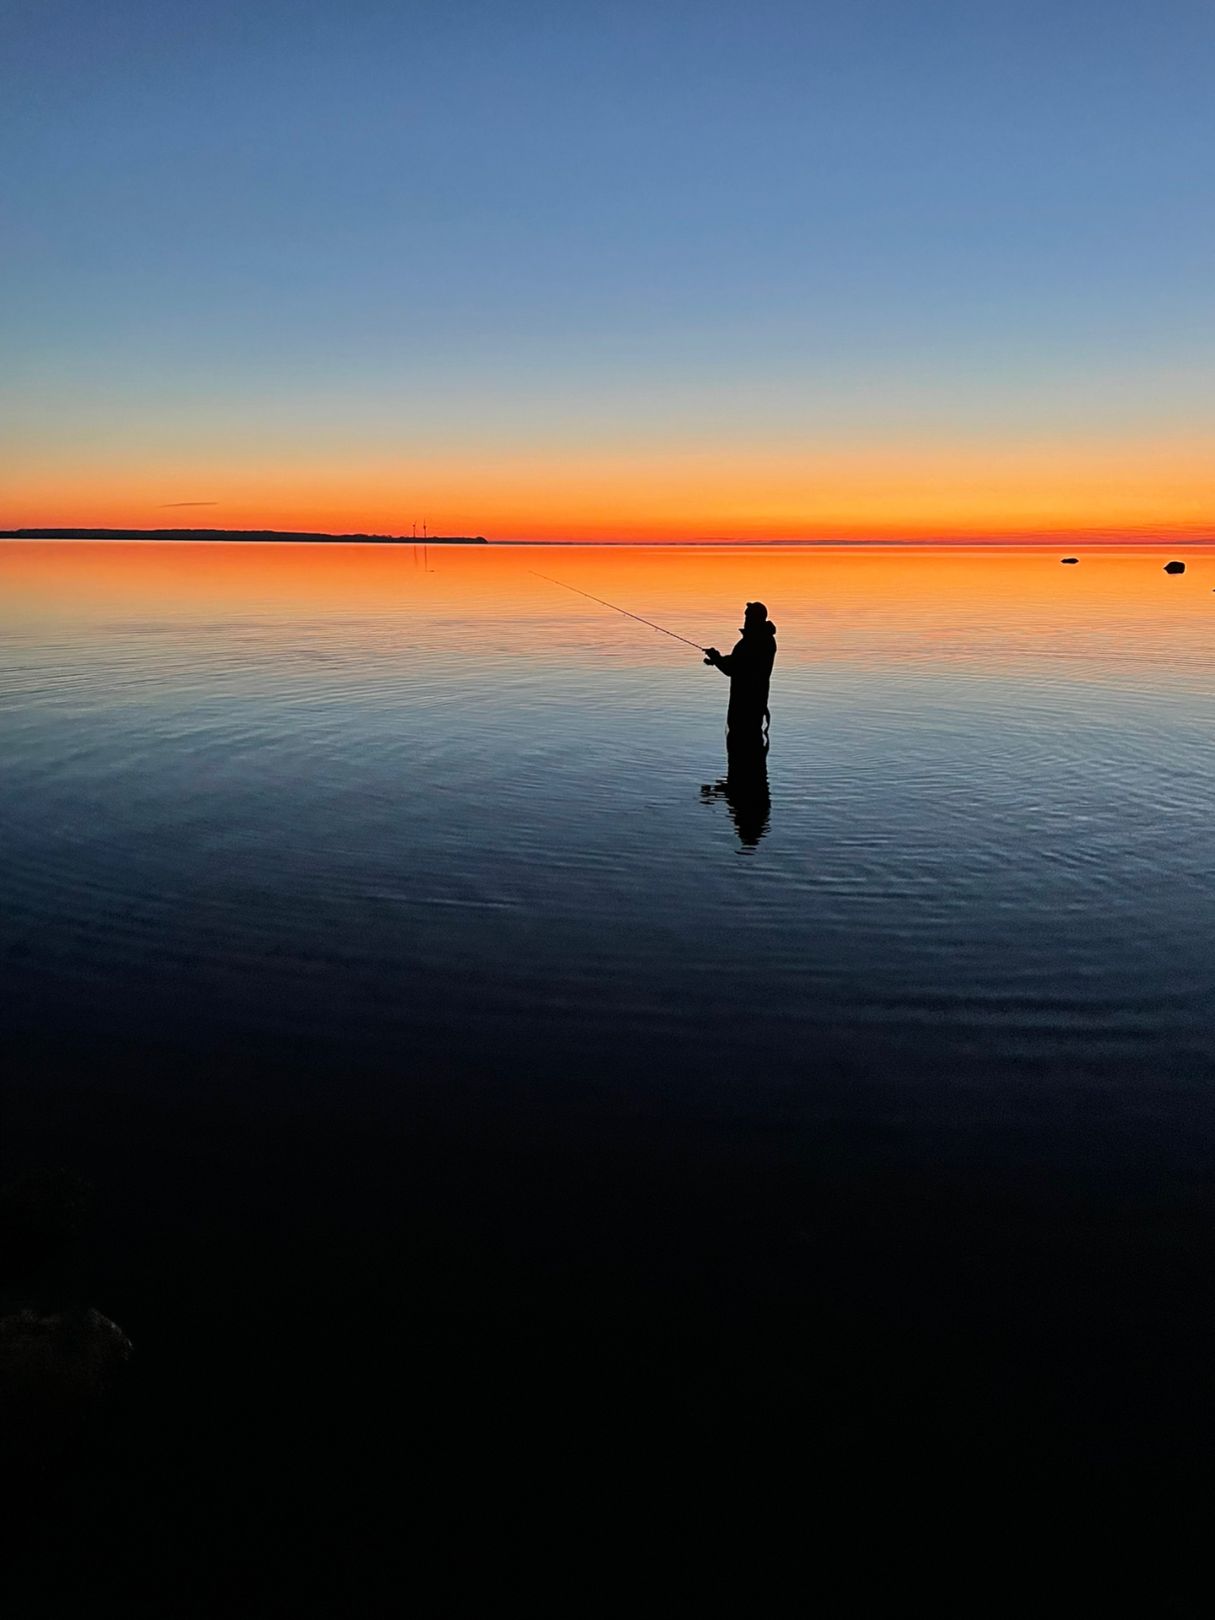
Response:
[702,730,771,848]
[702,601,777,736]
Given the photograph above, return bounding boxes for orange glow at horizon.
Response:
[4,437,1213,543]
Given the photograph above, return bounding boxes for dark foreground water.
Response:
[2,543,1213,1612]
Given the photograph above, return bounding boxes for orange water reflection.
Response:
[3,542,1213,680]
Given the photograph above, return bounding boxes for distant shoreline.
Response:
[2,530,1211,550]
[0,528,488,544]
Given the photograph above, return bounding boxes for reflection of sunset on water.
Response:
[5,543,1213,688]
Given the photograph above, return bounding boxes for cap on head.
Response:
[744,600,768,621]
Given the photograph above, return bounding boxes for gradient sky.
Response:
[4,0,1214,540]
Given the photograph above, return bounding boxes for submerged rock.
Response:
[0,1305,132,1465]
[0,1305,130,1397]
[1164,560,1186,574]
[0,1170,130,1470]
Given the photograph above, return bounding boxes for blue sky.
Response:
[4,0,1214,535]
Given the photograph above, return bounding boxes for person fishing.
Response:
[528,573,777,734]
[703,601,777,735]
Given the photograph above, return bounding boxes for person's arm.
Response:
[703,647,735,673]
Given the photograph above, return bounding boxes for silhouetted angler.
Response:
[704,601,777,733]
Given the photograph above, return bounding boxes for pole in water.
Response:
[528,570,706,651]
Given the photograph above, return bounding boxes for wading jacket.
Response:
[710,621,777,725]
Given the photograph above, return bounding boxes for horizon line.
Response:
[4,525,1214,550]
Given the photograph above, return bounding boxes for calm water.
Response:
[4,541,1215,1094]
[4,541,1214,1606]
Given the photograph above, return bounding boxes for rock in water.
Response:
[0,1308,132,1467]
[1060,557,1079,564]
[1164,560,1186,573]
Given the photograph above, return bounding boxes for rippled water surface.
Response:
[6,540,1215,1606]
[4,541,1214,1101]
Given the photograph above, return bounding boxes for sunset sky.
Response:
[5,0,1214,541]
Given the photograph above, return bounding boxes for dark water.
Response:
[3,543,1212,1610]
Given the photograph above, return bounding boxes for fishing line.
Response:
[528,570,705,651]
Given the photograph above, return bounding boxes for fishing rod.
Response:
[528,570,706,652]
